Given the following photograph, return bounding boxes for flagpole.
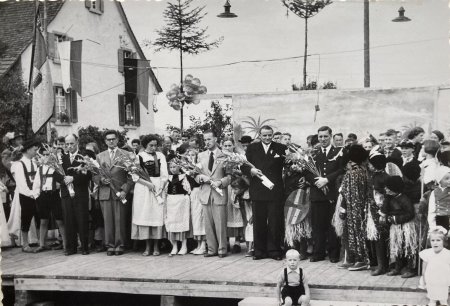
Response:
[25,0,40,138]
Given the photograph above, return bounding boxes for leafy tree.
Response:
[153,0,223,130]
[282,0,332,89]
[292,80,337,91]
[78,125,128,152]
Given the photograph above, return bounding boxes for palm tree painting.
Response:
[241,116,276,138]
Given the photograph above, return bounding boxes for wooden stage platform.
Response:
[1,247,428,305]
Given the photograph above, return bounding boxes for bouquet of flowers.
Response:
[113,153,164,205]
[174,153,224,196]
[36,143,75,197]
[69,155,126,204]
[216,151,275,190]
[286,144,328,195]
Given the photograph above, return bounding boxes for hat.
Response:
[21,139,40,152]
[385,129,399,136]
[238,135,253,144]
[435,166,450,184]
[348,144,368,165]
[431,130,445,142]
[438,151,450,167]
[398,140,415,149]
[385,176,405,193]
[369,153,387,170]
[402,162,421,181]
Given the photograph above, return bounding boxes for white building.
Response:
[0,0,162,140]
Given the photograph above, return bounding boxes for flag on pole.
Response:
[58,40,82,96]
[31,17,54,133]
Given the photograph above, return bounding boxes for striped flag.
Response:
[31,16,54,133]
[58,40,82,96]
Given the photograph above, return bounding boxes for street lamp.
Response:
[218,0,237,18]
[392,7,411,22]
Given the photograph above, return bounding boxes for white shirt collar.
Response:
[70,150,78,157]
[262,142,271,153]
[321,144,332,154]
[288,267,300,274]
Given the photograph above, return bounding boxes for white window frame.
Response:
[54,86,71,124]
[89,0,103,15]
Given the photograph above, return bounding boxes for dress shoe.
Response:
[218,254,226,258]
[115,250,124,256]
[253,255,265,260]
[348,262,369,271]
[371,268,387,276]
[338,262,355,269]
[329,258,340,263]
[271,256,283,261]
[232,244,241,254]
[106,250,115,256]
[387,269,401,276]
[310,257,325,262]
[81,251,90,255]
[401,271,416,278]
[65,251,76,256]
[204,253,218,257]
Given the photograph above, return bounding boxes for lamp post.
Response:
[364,4,411,88]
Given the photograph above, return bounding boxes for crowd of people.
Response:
[1,124,450,305]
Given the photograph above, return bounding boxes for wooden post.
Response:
[364,0,370,88]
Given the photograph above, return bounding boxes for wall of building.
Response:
[20,0,157,142]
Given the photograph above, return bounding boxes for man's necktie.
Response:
[110,150,115,161]
[208,151,214,171]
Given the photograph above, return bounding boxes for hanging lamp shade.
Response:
[218,0,237,18]
[392,7,411,22]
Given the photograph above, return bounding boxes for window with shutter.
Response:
[86,0,103,14]
[49,33,72,64]
[53,85,73,125]
[134,98,141,127]
[71,90,78,123]
[118,94,126,126]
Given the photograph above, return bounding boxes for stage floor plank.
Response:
[1,247,427,303]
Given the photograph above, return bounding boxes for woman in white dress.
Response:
[0,181,13,247]
[131,135,168,256]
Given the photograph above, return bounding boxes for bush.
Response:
[78,125,128,152]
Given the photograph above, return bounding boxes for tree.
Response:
[282,0,332,89]
[153,0,223,130]
[78,125,128,152]
[292,80,337,90]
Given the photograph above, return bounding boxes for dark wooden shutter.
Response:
[99,0,104,13]
[134,97,140,127]
[70,90,78,123]
[118,49,124,73]
[50,86,57,122]
[47,33,56,59]
[85,0,91,8]
[118,94,125,126]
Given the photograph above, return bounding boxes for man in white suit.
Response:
[196,130,231,258]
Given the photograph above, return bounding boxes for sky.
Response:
[121,0,450,134]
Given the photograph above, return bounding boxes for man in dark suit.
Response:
[242,125,286,260]
[61,134,92,255]
[304,126,344,263]
[95,130,134,256]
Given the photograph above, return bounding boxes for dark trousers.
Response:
[19,194,37,232]
[61,194,89,253]
[252,200,283,257]
[100,198,127,251]
[311,200,340,260]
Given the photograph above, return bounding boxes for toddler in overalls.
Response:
[276,249,310,306]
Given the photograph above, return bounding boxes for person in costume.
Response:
[131,134,168,256]
[380,176,417,278]
[407,127,425,160]
[399,140,421,170]
[420,226,450,306]
[427,166,450,232]
[165,159,191,256]
[276,249,311,306]
[32,146,66,252]
[338,145,373,271]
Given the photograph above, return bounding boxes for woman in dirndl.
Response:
[131,134,168,256]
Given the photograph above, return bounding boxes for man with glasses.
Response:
[60,134,91,255]
[95,130,134,256]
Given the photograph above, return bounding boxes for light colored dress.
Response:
[190,186,205,239]
[0,186,12,247]
[131,151,168,240]
[227,187,244,237]
[419,248,450,301]
[165,174,191,241]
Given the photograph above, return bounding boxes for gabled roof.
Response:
[0,0,64,78]
[0,0,163,93]
[115,1,162,93]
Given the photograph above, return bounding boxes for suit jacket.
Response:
[94,148,134,201]
[241,142,286,202]
[304,145,344,202]
[60,153,91,199]
[196,148,231,205]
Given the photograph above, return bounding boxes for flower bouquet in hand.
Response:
[216,151,275,190]
[286,144,328,195]
[69,155,126,203]
[114,153,164,205]
[174,153,224,196]
[37,143,76,197]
